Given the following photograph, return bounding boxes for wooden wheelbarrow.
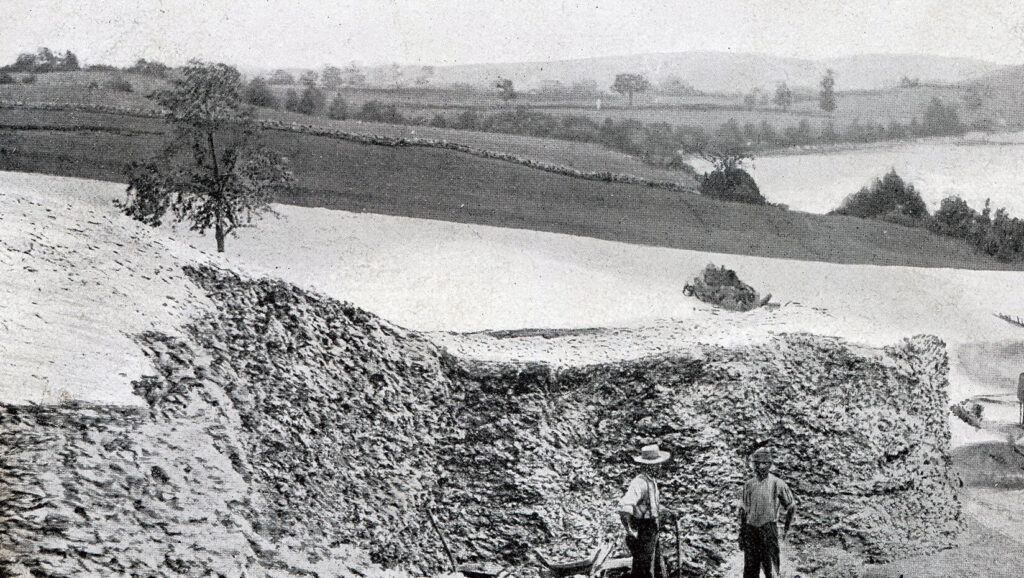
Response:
[533,543,619,578]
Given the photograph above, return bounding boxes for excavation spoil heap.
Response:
[0,265,962,577]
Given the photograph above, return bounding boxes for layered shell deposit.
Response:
[0,265,962,577]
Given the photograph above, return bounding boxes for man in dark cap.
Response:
[738,447,795,578]
[618,443,670,578]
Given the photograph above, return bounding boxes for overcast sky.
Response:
[3,0,1024,69]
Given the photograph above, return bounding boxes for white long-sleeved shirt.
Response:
[618,473,659,520]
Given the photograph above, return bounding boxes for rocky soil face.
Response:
[1,265,963,577]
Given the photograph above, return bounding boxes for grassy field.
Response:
[1,106,1021,270]
[254,108,696,183]
[0,102,698,186]
[5,70,1016,150]
[268,82,1011,135]
[0,70,164,110]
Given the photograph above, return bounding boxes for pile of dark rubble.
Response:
[0,265,963,577]
[684,264,769,312]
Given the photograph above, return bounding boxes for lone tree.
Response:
[819,69,836,114]
[496,77,516,102]
[611,73,650,106]
[118,61,295,253]
[321,65,343,89]
[773,82,793,111]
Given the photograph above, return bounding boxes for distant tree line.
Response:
[82,58,172,78]
[830,169,1024,262]
[1,47,79,72]
[241,70,972,171]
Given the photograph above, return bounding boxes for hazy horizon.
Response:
[3,0,1024,70]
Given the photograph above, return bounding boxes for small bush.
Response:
[327,94,348,120]
[921,97,963,136]
[22,74,36,84]
[831,170,927,221]
[0,72,15,84]
[699,167,765,204]
[428,113,448,128]
[0,130,18,155]
[284,89,300,113]
[356,100,404,124]
[244,78,279,109]
[295,85,326,115]
[105,75,133,92]
[929,195,977,238]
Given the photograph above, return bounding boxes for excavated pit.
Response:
[0,265,963,577]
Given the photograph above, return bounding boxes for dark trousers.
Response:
[626,518,664,578]
[741,522,780,578]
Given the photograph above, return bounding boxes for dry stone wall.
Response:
[0,265,961,577]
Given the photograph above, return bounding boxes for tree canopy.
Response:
[2,47,80,72]
[495,78,516,102]
[118,61,295,253]
[611,73,650,106]
[773,82,793,111]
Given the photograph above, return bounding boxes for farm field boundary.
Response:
[0,101,698,193]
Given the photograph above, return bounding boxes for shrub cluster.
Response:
[243,78,278,109]
[831,170,928,224]
[284,85,326,115]
[327,95,348,120]
[830,169,1024,262]
[1,48,79,73]
[930,197,1024,262]
[104,75,133,93]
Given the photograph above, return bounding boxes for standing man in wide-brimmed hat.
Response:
[738,447,795,578]
[618,443,671,578]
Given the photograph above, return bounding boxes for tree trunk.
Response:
[215,209,226,253]
[216,223,225,252]
[628,90,634,107]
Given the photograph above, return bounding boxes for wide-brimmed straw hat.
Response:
[634,444,671,464]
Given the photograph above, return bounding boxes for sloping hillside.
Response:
[0,108,1019,270]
